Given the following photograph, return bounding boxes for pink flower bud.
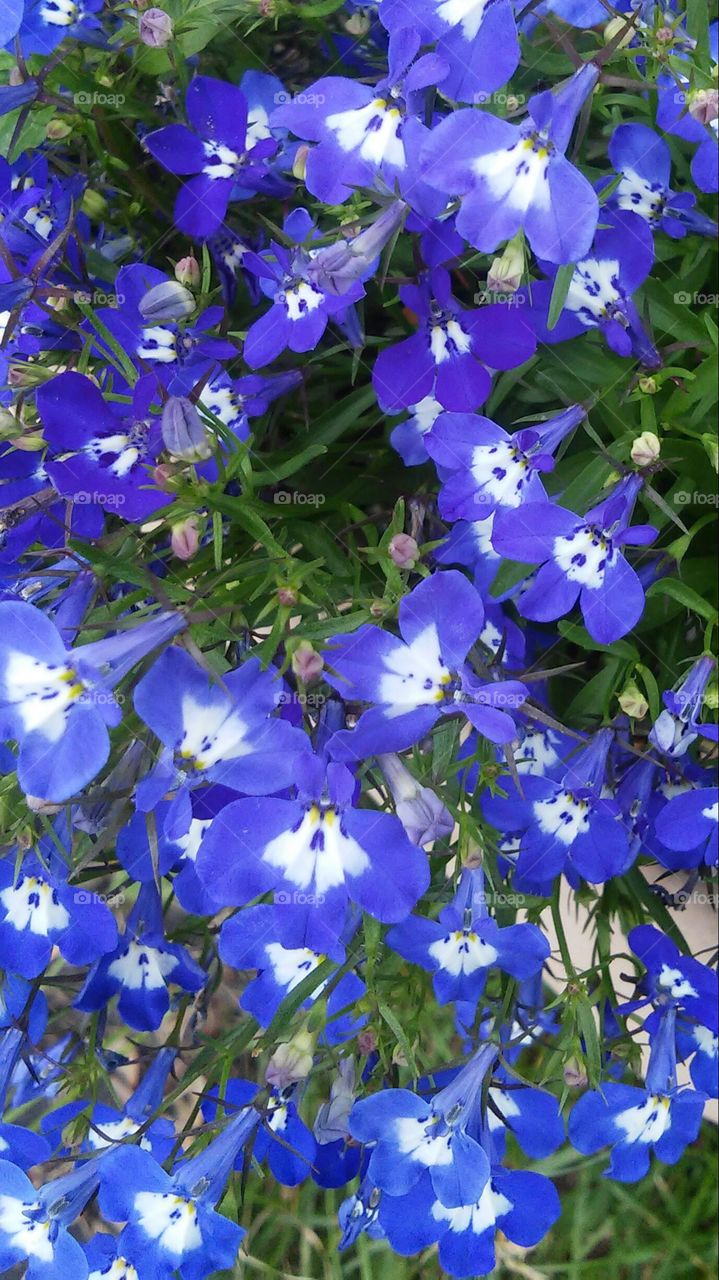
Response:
[277,586,298,607]
[291,641,324,685]
[690,87,719,126]
[175,256,201,288]
[389,533,419,569]
[171,517,200,561]
[139,8,173,47]
[152,463,178,491]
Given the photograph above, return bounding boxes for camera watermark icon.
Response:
[674,290,719,306]
[73,491,126,506]
[474,289,526,306]
[674,491,719,507]
[673,889,717,908]
[274,91,325,106]
[73,289,124,307]
[473,91,526,108]
[73,890,126,906]
[275,890,326,906]
[74,91,126,107]
[277,690,327,709]
[274,490,326,506]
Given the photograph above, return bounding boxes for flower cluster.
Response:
[0,0,717,1277]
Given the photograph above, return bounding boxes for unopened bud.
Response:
[139,7,173,46]
[161,396,213,462]
[46,119,72,141]
[563,1056,588,1088]
[139,280,195,323]
[266,1031,315,1088]
[345,10,371,35]
[604,16,634,46]
[618,681,649,720]
[704,681,719,712]
[638,376,657,396]
[0,409,20,439]
[80,190,107,220]
[486,234,524,293]
[378,753,454,848]
[655,25,674,43]
[630,429,660,466]
[357,1029,377,1056]
[12,432,45,451]
[174,255,201,288]
[277,586,298,608]
[152,462,179,490]
[389,533,419,569]
[171,517,200,561]
[689,87,719,126]
[292,144,309,181]
[291,641,324,685]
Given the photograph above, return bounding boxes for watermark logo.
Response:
[74,890,126,907]
[274,490,326,506]
[674,491,719,507]
[274,91,325,106]
[74,91,126,107]
[674,290,719,306]
[275,889,326,906]
[74,491,126,506]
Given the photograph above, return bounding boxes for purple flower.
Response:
[372,267,536,413]
[604,123,717,238]
[38,371,171,521]
[421,63,599,263]
[525,210,661,367]
[144,75,279,238]
[324,570,528,759]
[243,208,365,368]
[491,475,658,644]
[656,24,718,195]
[380,0,520,104]
[425,403,584,521]
[272,28,449,214]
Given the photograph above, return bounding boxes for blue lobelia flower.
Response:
[0,1156,101,1279]
[483,729,631,890]
[0,599,184,801]
[132,644,308,841]
[324,570,528,760]
[379,0,520,104]
[420,62,599,263]
[74,883,206,1032]
[603,123,718,238]
[525,210,661,367]
[425,403,584,522]
[272,28,449,214]
[649,656,718,759]
[243,208,366,368]
[655,23,719,195]
[349,1042,497,1208]
[0,1017,50,1171]
[194,748,430,946]
[144,75,279,239]
[41,1049,177,1161]
[628,925,719,1035]
[98,1103,260,1280]
[386,867,549,1005]
[0,834,118,980]
[37,371,172,522]
[491,474,658,644]
[653,785,718,870]
[82,1232,147,1280]
[569,1008,705,1182]
[205,1079,317,1189]
[375,1163,561,1276]
[218,903,365,1042]
[372,267,536,414]
[6,0,103,58]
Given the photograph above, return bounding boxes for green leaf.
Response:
[547,262,576,330]
[646,578,718,623]
[377,1001,418,1077]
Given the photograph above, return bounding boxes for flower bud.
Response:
[638,376,657,396]
[291,641,324,685]
[171,517,200,561]
[139,7,173,46]
[292,144,309,181]
[80,189,107,220]
[604,15,635,46]
[0,408,21,439]
[378,753,454,847]
[265,1031,315,1089]
[655,25,674,44]
[689,87,719,126]
[139,280,195,323]
[161,396,213,462]
[345,9,371,35]
[46,119,72,141]
[618,681,649,720]
[174,255,201,288]
[152,462,179,490]
[630,429,660,467]
[486,234,524,293]
[357,1029,377,1056]
[388,533,419,569]
[277,586,298,608]
[563,1056,588,1088]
